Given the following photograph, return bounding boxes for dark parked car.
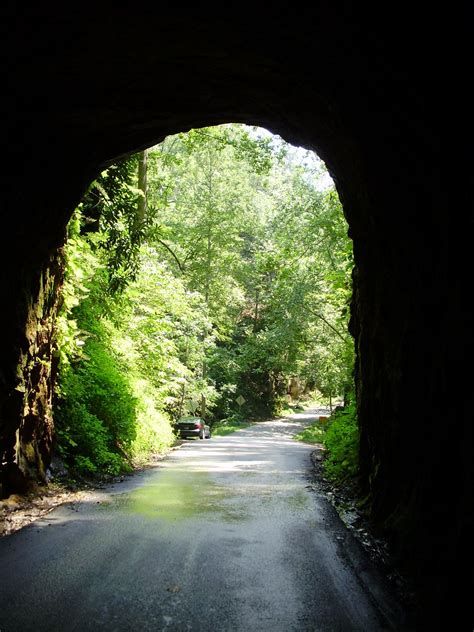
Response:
[176,416,211,440]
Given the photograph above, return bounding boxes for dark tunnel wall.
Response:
[2,5,471,628]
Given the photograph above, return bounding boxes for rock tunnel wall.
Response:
[0,249,65,495]
[2,5,470,627]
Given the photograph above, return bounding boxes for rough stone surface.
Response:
[1,249,65,496]
[2,5,470,629]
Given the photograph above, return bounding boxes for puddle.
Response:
[285,490,310,510]
[106,469,247,523]
[98,464,309,525]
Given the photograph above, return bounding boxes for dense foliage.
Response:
[54,124,355,477]
[54,210,175,475]
[294,399,359,482]
[323,402,359,481]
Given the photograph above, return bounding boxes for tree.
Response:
[143,124,354,417]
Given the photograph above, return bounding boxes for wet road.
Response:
[0,410,407,631]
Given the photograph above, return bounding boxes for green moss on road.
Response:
[211,421,254,436]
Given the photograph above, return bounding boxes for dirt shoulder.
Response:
[0,482,88,536]
[308,444,417,616]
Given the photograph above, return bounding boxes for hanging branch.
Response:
[305,305,348,342]
[155,238,185,273]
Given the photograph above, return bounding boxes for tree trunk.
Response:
[253,287,260,332]
[137,149,148,222]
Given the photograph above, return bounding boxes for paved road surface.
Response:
[0,410,408,631]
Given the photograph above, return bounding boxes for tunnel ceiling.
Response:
[7,6,440,209]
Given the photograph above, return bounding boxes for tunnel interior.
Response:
[2,6,470,627]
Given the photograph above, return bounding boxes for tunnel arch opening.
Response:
[52,122,354,476]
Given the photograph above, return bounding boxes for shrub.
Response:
[55,339,137,476]
[129,378,176,465]
[323,402,359,481]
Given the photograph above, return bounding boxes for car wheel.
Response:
[206,431,211,439]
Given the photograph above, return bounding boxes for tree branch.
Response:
[305,305,348,342]
[156,239,185,273]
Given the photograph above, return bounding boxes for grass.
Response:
[278,403,306,416]
[294,419,327,444]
